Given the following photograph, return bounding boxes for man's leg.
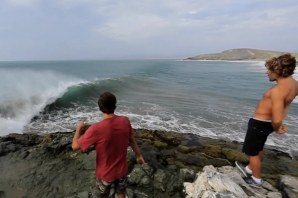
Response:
[248,153,262,178]
[93,179,112,198]
[117,193,125,198]
[115,177,127,198]
[259,151,264,161]
[244,152,264,187]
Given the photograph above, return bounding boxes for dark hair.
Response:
[265,53,296,77]
[97,92,117,114]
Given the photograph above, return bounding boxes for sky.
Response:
[0,0,298,60]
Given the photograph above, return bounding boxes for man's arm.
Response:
[72,121,85,150]
[271,89,288,134]
[129,130,145,164]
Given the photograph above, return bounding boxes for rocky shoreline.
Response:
[0,129,297,198]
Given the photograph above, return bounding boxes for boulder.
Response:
[280,175,298,198]
[184,165,282,198]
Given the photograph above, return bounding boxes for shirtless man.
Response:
[236,53,298,187]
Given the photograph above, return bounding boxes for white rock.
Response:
[184,165,281,198]
[280,175,298,198]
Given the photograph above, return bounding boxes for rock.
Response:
[184,165,248,198]
[128,164,154,187]
[280,175,298,198]
[222,148,247,162]
[184,165,282,198]
[153,140,168,149]
[77,191,89,198]
[179,168,196,182]
[0,129,297,197]
[289,149,298,160]
[0,191,5,198]
[177,145,193,154]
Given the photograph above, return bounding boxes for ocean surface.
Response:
[0,60,297,156]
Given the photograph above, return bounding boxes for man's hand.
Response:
[72,120,86,150]
[276,124,288,134]
[77,120,85,130]
[136,156,145,164]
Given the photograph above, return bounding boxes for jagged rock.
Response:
[280,175,298,198]
[184,165,282,198]
[0,129,297,197]
[184,165,248,198]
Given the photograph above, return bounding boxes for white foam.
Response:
[21,99,298,155]
[0,68,86,135]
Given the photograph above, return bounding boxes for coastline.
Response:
[181,59,265,62]
[0,129,297,197]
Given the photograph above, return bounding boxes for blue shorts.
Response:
[92,177,127,198]
[242,118,274,156]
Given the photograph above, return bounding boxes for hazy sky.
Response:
[0,0,297,60]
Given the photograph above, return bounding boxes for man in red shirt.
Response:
[72,92,145,198]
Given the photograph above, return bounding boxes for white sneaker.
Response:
[235,161,252,177]
[243,176,263,188]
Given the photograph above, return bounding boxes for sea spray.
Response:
[0,68,85,134]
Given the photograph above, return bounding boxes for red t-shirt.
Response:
[78,115,132,182]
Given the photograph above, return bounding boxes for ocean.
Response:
[0,60,297,156]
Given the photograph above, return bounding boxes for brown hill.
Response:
[187,48,298,61]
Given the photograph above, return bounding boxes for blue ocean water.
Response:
[0,60,297,155]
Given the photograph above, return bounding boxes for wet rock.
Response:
[177,145,193,154]
[153,140,168,149]
[0,129,297,197]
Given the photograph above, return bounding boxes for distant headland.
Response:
[186,48,298,61]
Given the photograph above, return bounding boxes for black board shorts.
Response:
[242,118,274,156]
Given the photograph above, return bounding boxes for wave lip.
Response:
[0,68,86,135]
